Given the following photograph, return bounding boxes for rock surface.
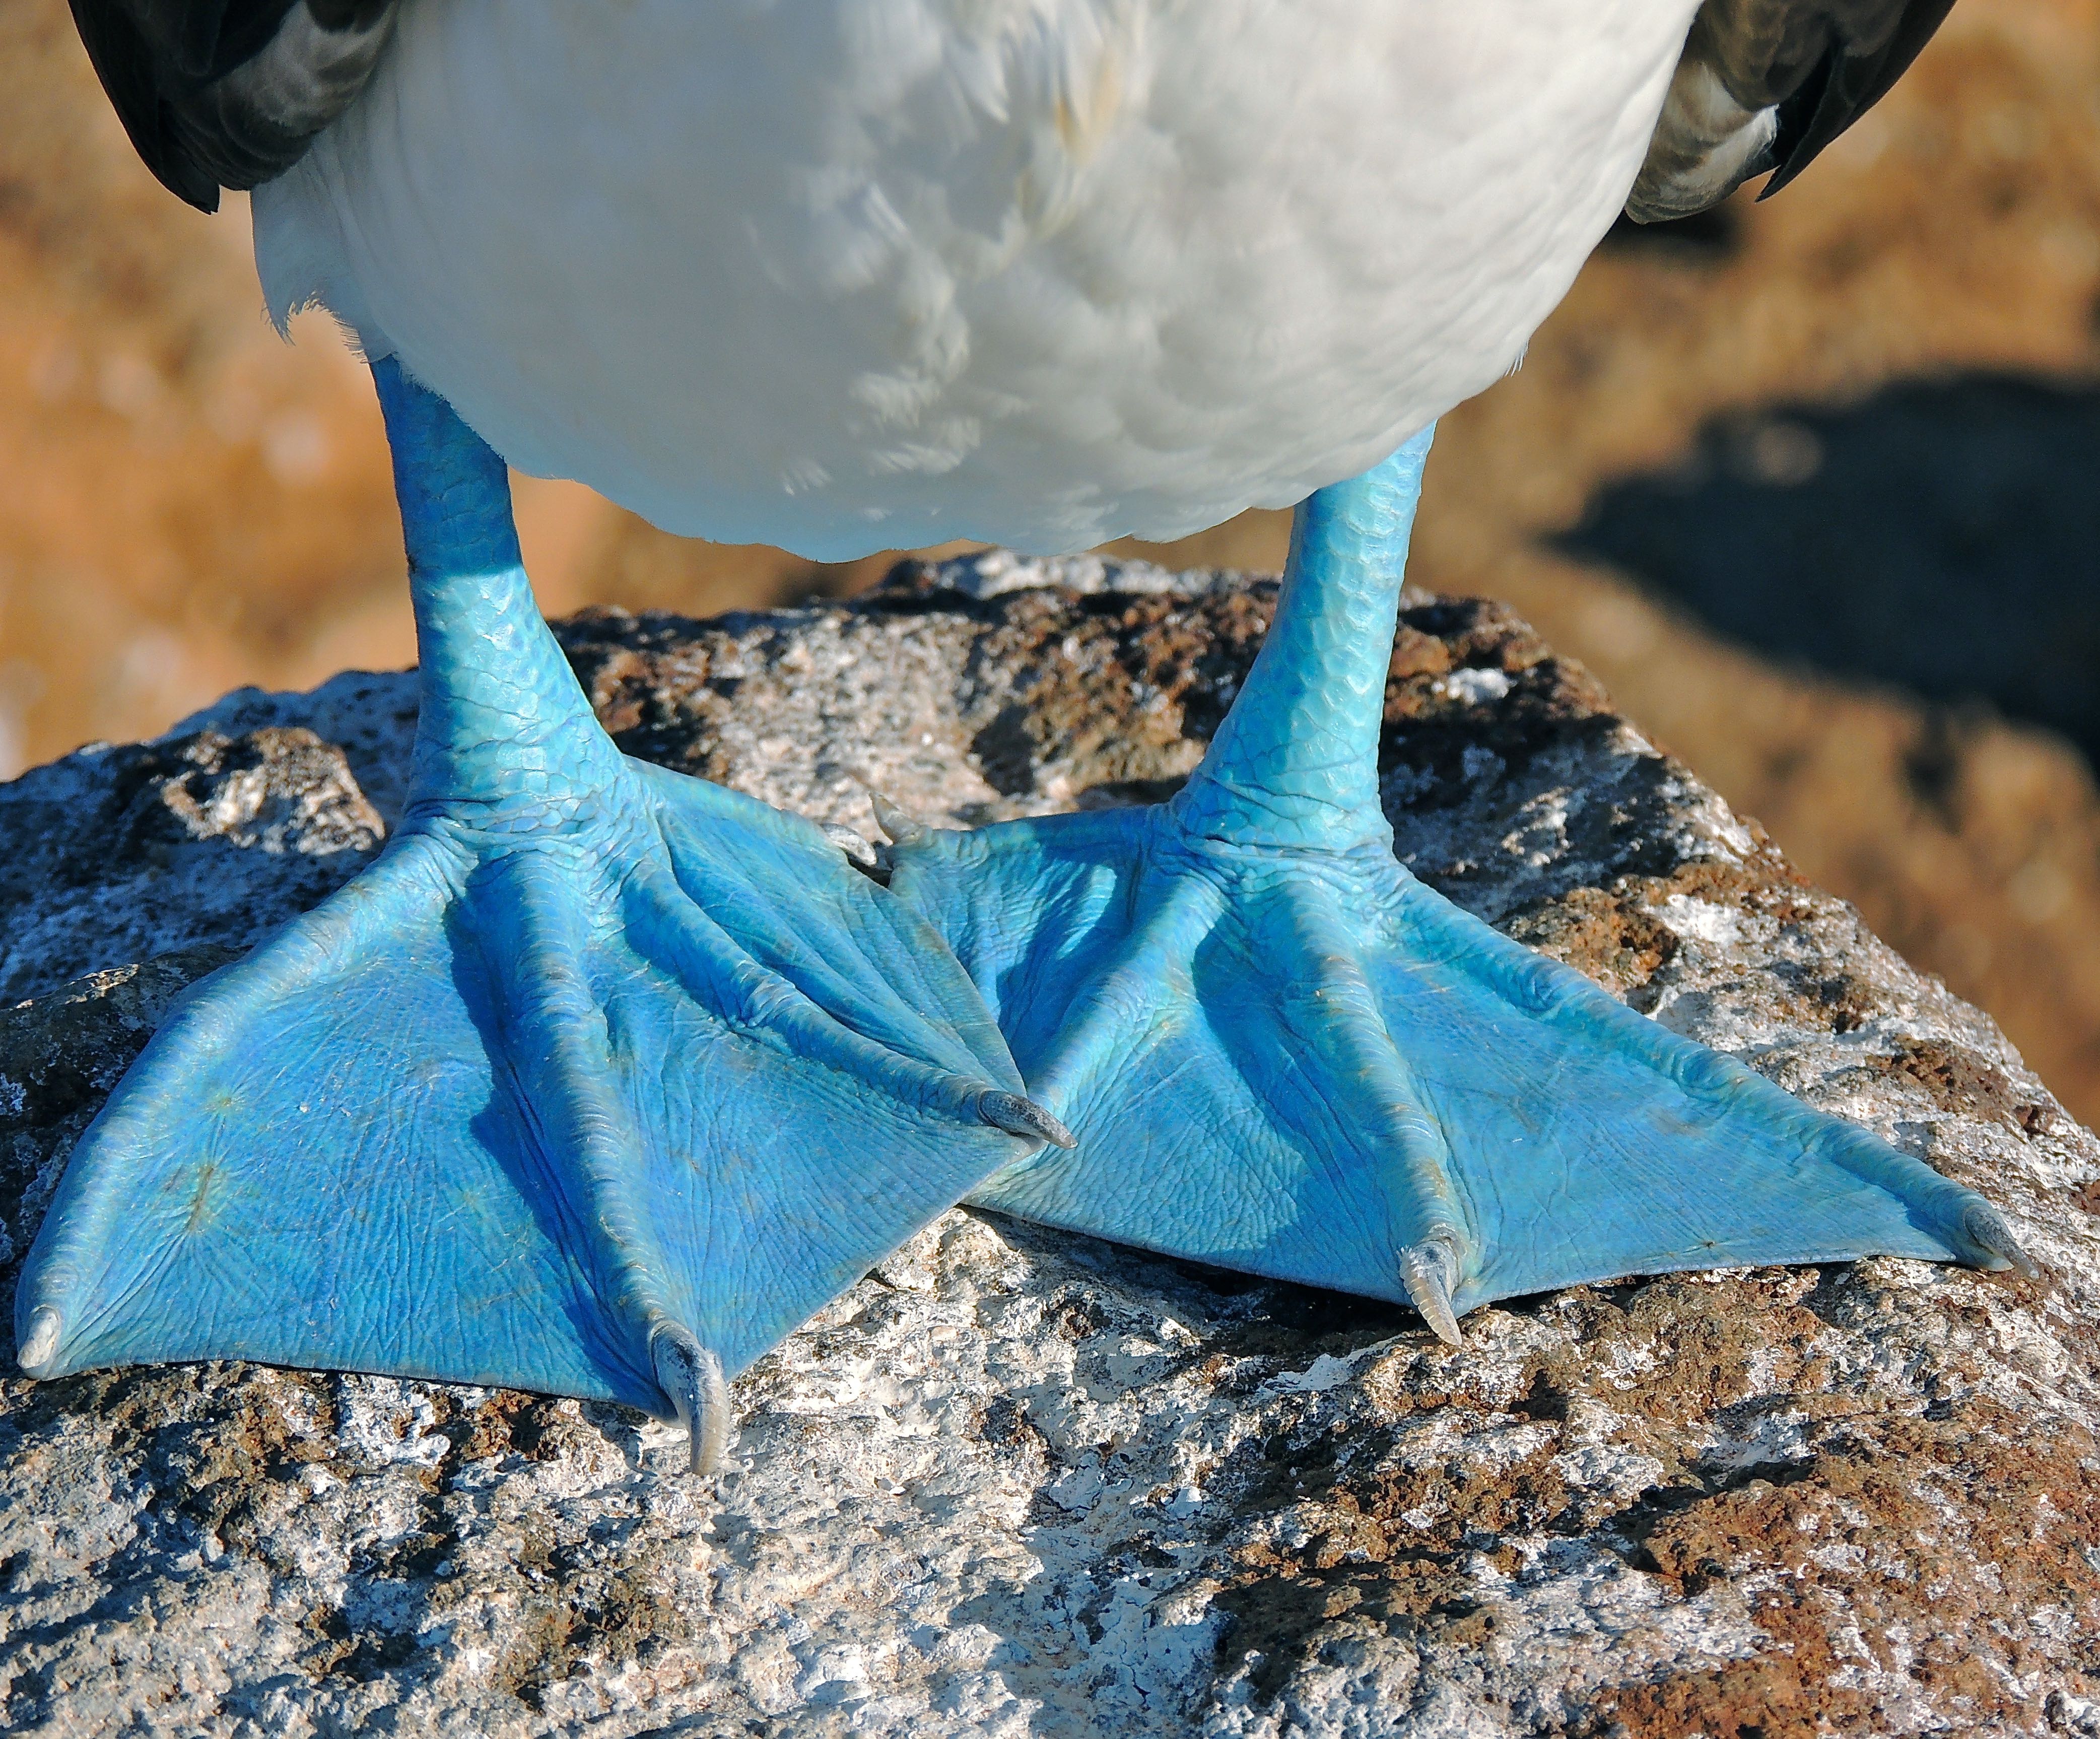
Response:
[1,558,2096,1737]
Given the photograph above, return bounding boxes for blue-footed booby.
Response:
[20,0,2025,1472]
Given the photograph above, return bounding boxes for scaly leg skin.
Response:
[886,427,2036,1340]
[13,359,1068,1471]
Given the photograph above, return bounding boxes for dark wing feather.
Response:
[67,0,393,214]
[67,1,239,210]
[1762,0,1959,195]
[1630,0,1961,221]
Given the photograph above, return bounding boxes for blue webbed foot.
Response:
[886,429,2036,1338]
[14,362,1060,1470]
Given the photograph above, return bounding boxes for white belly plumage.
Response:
[253,0,1698,558]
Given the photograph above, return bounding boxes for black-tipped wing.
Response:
[69,0,395,213]
[1762,0,1958,196]
[1631,0,1960,221]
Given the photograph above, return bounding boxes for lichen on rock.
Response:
[1,561,2095,1737]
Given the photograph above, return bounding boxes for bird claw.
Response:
[869,791,933,847]
[1398,1233,1467,1347]
[1960,1201,2041,1280]
[977,1089,1077,1150]
[17,1305,61,1377]
[820,821,879,869]
[651,1321,730,1476]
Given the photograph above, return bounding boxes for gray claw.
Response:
[978,1090,1078,1150]
[868,791,931,846]
[1398,1232,1466,1347]
[18,1305,61,1376]
[1961,1201,2041,1280]
[651,1321,731,1476]
[821,822,878,868]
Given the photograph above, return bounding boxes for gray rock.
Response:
[1,565,2095,1737]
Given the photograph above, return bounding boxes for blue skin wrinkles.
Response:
[13,362,1042,1452]
[887,425,2031,1318]
[1170,430,1432,851]
[15,380,2031,1437]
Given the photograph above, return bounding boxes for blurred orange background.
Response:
[5,0,2100,1122]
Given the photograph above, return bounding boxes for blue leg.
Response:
[13,360,1067,1470]
[887,427,2035,1338]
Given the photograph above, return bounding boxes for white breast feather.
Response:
[254,0,1700,557]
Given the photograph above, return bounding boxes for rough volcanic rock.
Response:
[1,559,2095,1737]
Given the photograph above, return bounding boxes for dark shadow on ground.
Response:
[1557,372,2100,768]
